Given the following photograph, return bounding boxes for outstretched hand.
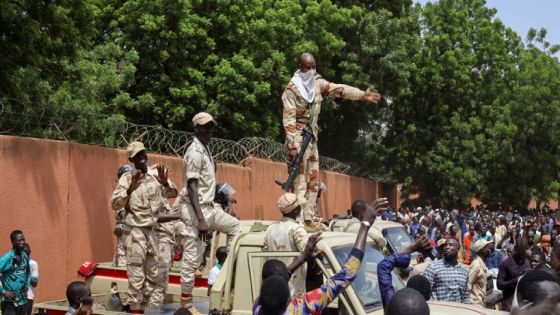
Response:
[362,86,381,104]
[156,163,169,186]
[411,235,432,253]
[303,232,323,261]
[363,198,389,225]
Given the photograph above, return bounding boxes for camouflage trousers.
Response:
[292,135,320,221]
[152,236,175,300]
[179,202,240,295]
[112,234,127,267]
[124,226,160,310]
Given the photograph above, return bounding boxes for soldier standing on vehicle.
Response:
[178,112,240,314]
[111,141,178,313]
[113,164,134,267]
[263,192,309,297]
[282,53,381,232]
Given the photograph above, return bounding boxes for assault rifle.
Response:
[275,128,314,192]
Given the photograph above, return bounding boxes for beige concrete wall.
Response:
[0,135,380,301]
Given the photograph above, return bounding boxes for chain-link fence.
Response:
[0,101,371,178]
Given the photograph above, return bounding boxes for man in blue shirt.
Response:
[377,235,432,308]
[409,217,420,239]
[485,241,503,270]
[0,230,30,315]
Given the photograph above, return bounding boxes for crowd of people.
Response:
[365,204,560,314]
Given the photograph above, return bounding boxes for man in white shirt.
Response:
[23,244,38,315]
[207,246,228,296]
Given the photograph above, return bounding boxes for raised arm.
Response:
[318,78,381,103]
[378,236,431,308]
[301,198,388,314]
[288,232,322,276]
[153,163,178,198]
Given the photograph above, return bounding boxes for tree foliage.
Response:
[383,0,560,208]
[2,0,560,208]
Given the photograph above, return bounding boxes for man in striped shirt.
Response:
[423,238,470,304]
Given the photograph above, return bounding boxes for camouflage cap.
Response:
[192,112,216,127]
[277,193,306,214]
[127,141,146,159]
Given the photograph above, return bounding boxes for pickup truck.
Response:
[84,221,273,299]
[35,221,507,315]
[208,223,507,315]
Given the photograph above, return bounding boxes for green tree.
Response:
[383,0,523,207]
[0,0,96,105]
[480,30,560,208]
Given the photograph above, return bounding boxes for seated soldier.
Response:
[340,200,387,250]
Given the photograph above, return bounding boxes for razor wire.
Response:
[0,100,371,177]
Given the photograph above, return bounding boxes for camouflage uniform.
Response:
[263,193,309,297]
[179,131,240,310]
[111,144,178,312]
[112,208,127,267]
[340,218,387,250]
[152,202,186,303]
[282,76,366,225]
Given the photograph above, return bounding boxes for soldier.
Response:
[111,141,178,313]
[178,112,240,313]
[112,164,134,267]
[341,200,387,250]
[263,192,309,297]
[282,53,381,231]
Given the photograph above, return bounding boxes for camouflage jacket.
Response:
[281,75,365,149]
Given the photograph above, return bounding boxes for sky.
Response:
[415,0,560,46]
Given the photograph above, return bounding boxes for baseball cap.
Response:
[127,141,146,159]
[277,193,306,214]
[192,112,216,127]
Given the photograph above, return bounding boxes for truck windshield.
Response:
[383,227,412,252]
[383,227,419,260]
[332,243,404,310]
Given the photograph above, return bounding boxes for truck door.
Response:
[247,251,301,300]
